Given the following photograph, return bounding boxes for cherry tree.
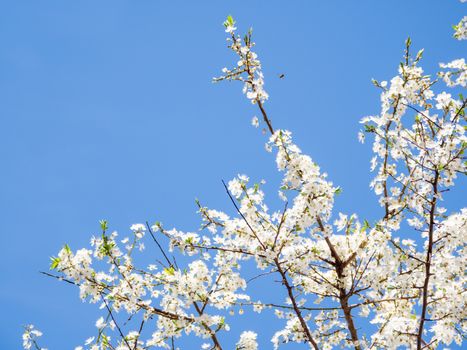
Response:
[24,8,466,350]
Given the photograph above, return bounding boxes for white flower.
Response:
[401,239,416,246]
[370,156,378,172]
[435,92,452,110]
[225,24,237,33]
[439,58,467,87]
[358,131,365,143]
[22,325,43,350]
[236,331,258,350]
[95,317,106,330]
[334,213,348,232]
[278,190,287,202]
[253,302,264,313]
[454,16,467,40]
[130,223,146,239]
[251,116,259,128]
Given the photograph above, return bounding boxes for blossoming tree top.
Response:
[24,5,466,350]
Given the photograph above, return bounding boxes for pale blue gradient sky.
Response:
[0,1,465,349]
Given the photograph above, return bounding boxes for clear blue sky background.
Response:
[0,1,465,349]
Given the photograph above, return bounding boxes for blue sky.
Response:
[0,1,465,349]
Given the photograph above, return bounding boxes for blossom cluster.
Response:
[214,15,269,105]
[454,16,467,40]
[22,325,46,350]
[359,35,467,348]
[453,1,467,40]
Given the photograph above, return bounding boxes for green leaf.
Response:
[415,48,424,61]
[164,266,175,276]
[49,256,60,270]
[362,219,371,231]
[364,124,376,133]
[405,36,411,48]
[215,317,226,331]
[99,234,115,257]
[99,219,108,232]
[64,244,71,254]
[102,334,110,347]
[223,15,235,28]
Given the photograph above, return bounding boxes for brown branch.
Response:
[416,170,439,350]
[221,179,266,250]
[193,302,223,350]
[146,221,173,267]
[275,258,320,350]
[101,295,133,350]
